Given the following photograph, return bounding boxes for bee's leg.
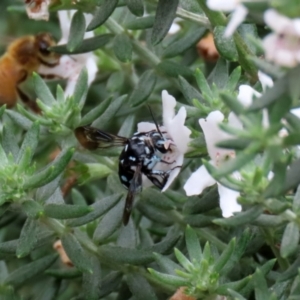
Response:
[146,165,182,189]
[16,87,41,114]
[160,159,176,165]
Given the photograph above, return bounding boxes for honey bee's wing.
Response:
[75,126,128,150]
[123,163,143,226]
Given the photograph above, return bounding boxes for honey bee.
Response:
[0,33,60,112]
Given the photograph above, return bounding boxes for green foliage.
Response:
[0,0,300,299]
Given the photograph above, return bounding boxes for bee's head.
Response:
[35,32,60,65]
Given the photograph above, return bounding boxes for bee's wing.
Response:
[123,163,142,226]
[75,126,128,150]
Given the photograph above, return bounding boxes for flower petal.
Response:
[162,90,176,125]
[199,111,234,164]
[238,85,261,107]
[166,107,191,154]
[184,164,216,196]
[258,71,274,90]
[207,0,239,11]
[26,0,50,20]
[217,183,242,217]
[224,4,248,37]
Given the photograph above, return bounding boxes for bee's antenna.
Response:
[147,105,164,138]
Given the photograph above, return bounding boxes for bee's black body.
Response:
[119,131,170,191]
[75,125,176,225]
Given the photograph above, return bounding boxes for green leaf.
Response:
[129,70,157,107]
[35,176,61,204]
[124,15,154,29]
[117,218,137,248]
[45,268,82,279]
[93,199,123,243]
[6,110,32,131]
[73,68,88,106]
[2,115,19,160]
[16,218,38,258]
[92,94,127,129]
[151,0,179,45]
[99,245,154,265]
[163,26,206,58]
[67,10,86,52]
[24,148,74,189]
[227,289,247,300]
[80,96,112,126]
[216,276,251,296]
[61,232,93,273]
[150,229,181,254]
[142,188,175,210]
[249,56,284,79]
[148,268,187,286]
[185,225,202,263]
[254,269,273,300]
[213,238,235,273]
[17,121,39,165]
[195,68,212,100]
[71,188,87,206]
[0,240,18,255]
[208,57,229,89]
[127,272,158,300]
[98,272,123,298]
[264,157,300,198]
[137,202,174,226]
[51,34,113,54]
[107,71,125,92]
[226,66,241,91]
[213,205,264,227]
[280,222,299,258]
[125,0,144,16]
[221,229,252,276]
[113,34,133,63]
[213,26,238,61]
[178,75,204,105]
[183,214,214,227]
[44,204,92,219]
[156,61,193,78]
[87,0,118,31]
[216,138,251,150]
[278,256,300,282]
[220,93,245,115]
[153,253,182,275]
[183,186,219,214]
[174,248,193,271]
[66,194,122,227]
[82,255,101,300]
[33,73,56,106]
[4,254,57,288]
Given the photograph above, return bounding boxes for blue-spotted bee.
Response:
[75,117,179,225]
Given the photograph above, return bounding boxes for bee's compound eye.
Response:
[39,40,50,56]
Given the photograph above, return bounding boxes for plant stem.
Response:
[106,17,161,67]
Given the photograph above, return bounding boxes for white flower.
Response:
[184,111,242,218]
[138,90,191,192]
[168,18,181,35]
[184,72,274,218]
[38,10,98,97]
[25,0,50,21]
[263,9,300,67]
[206,0,248,37]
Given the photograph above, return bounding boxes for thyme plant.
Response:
[0,0,300,299]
